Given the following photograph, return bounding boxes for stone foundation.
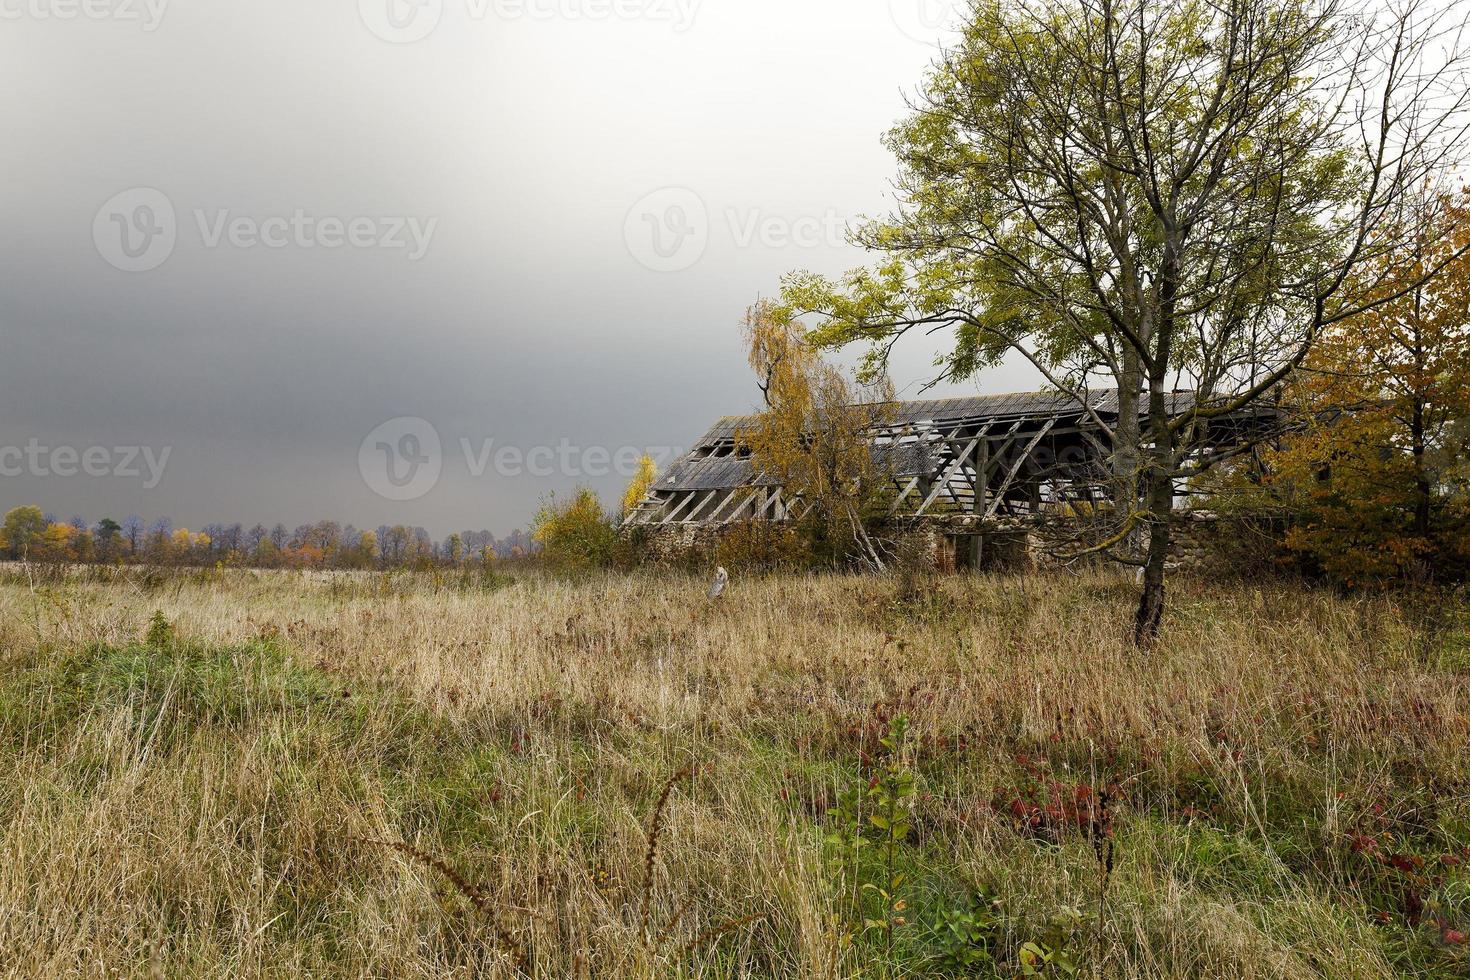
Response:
[621,523,719,566]
[625,511,1282,575]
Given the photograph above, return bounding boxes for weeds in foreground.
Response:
[357,763,763,974]
[931,891,1006,972]
[354,837,528,967]
[927,889,1085,977]
[825,713,1125,976]
[1088,780,1115,980]
[145,609,175,649]
[826,714,915,955]
[1,568,1466,977]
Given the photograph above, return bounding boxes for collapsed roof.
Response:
[624,390,1267,527]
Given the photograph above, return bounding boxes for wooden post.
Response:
[972,437,988,570]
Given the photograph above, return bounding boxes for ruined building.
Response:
[624,390,1274,569]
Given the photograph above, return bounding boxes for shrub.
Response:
[531,488,617,570]
[145,610,175,649]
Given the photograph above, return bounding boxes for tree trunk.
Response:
[1133,470,1174,645]
[1112,350,1142,525]
[1410,297,1432,540]
[1133,263,1176,647]
[1411,396,1432,539]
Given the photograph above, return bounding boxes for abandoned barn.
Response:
[624,390,1273,569]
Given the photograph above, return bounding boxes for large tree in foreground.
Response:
[778,0,1470,642]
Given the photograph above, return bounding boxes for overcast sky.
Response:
[0,0,1042,535]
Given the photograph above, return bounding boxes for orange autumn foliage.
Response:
[1263,192,1470,584]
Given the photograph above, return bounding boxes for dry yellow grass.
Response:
[0,565,1465,978]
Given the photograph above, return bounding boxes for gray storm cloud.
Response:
[0,0,1039,534]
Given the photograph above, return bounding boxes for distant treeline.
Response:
[0,507,535,569]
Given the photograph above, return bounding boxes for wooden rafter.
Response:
[984,418,1057,520]
[914,423,995,516]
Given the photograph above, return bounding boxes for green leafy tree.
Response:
[777,0,1470,642]
[94,518,122,560]
[1,506,46,559]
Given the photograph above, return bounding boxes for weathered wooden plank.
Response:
[984,418,1057,520]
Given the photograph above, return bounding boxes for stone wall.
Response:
[625,516,1040,571]
[624,512,1284,575]
[622,523,717,566]
[1164,511,1286,575]
[915,511,1283,575]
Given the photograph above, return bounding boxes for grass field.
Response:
[0,564,1466,978]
